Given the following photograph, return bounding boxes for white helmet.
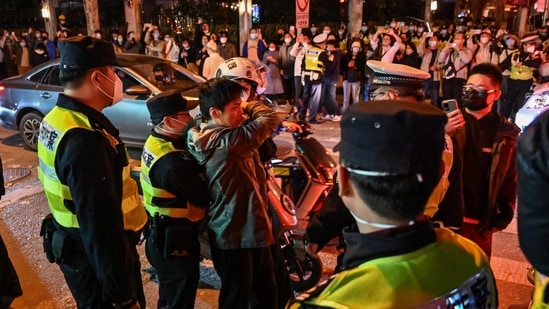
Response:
[215,57,265,87]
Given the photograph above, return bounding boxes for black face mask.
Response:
[462,88,490,111]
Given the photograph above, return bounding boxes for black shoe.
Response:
[309,119,321,124]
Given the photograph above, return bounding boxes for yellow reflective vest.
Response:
[290,228,497,309]
[37,106,147,231]
[303,46,325,73]
[140,135,190,218]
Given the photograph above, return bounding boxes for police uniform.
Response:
[37,36,147,308]
[300,33,329,123]
[140,90,210,309]
[501,35,542,120]
[292,101,497,309]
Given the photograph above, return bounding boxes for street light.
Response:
[41,4,51,21]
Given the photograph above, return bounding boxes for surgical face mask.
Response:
[35,33,41,38]
[250,33,258,40]
[352,47,360,53]
[361,26,368,32]
[202,40,208,46]
[347,208,401,229]
[152,33,160,39]
[441,30,448,36]
[505,39,515,48]
[418,27,424,33]
[269,47,276,52]
[456,26,464,32]
[20,42,26,47]
[323,30,330,35]
[164,37,170,42]
[338,30,345,36]
[183,44,189,49]
[284,37,292,44]
[390,23,396,28]
[94,71,123,106]
[60,20,65,24]
[220,37,227,44]
[118,38,123,43]
[429,40,437,48]
[480,37,490,44]
[311,27,317,34]
[526,45,536,53]
[462,86,492,111]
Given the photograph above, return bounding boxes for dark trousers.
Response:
[502,78,532,120]
[300,76,322,122]
[320,81,340,116]
[460,223,494,258]
[293,76,303,108]
[60,239,145,309]
[442,77,466,107]
[0,233,22,308]
[145,219,200,309]
[282,77,295,102]
[423,78,440,107]
[211,246,278,309]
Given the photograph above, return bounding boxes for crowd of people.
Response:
[3,12,549,309]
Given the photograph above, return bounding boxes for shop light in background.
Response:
[431,0,438,11]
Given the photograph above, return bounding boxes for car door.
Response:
[33,65,63,115]
[103,67,153,148]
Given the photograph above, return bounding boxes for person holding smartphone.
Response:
[438,31,473,107]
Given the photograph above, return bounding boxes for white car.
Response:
[515,82,549,131]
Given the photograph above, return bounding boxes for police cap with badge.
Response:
[146,89,199,125]
[366,60,430,88]
[334,100,447,176]
[58,36,117,71]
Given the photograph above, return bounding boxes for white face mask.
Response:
[250,33,258,40]
[323,30,330,35]
[164,38,170,42]
[418,27,424,33]
[284,38,292,44]
[220,37,227,44]
[94,71,123,106]
[20,42,26,47]
[311,27,317,34]
[352,47,360,53]
[429,40,437,48]
[152,33,160,39]
[256,85,267,95]
[348,209,399,229]
[526,45,536,53]
[505,39,515,48]
[441,30,448,36]
[480,37,490,44]
[269,47,276,52]
[390,23,397,28]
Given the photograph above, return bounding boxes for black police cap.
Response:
[58,36,117,71]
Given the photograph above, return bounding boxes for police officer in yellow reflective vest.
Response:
[37,36,147,309]
[299,32,329,124]
[141,89,210,309]
[288,101,497,309]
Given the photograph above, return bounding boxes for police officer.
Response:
[141,90,210,309]
[290,100,497,308]
[501,34,542,121]
[300,32,329,124]
[37,36,147,308]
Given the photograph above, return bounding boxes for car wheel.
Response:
[19,112,43,151]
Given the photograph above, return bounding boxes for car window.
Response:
[28,67,48,84]
[115,68,141,91]
[45,66,61,86]
[129,61,199,92]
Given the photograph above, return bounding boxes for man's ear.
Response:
[338,165,353,198]
[209,107,221,119]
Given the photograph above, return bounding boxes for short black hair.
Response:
[199,78,245,121]
[343,158,440,220]
[468,63,502,88]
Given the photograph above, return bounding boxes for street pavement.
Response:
[0,104,535,308]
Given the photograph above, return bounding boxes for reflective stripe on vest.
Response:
[304,47,325,73]
[37,106,147,231]
[510,64,534,80]
[140,135,189,218]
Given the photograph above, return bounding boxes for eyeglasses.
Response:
[462,85,496,98]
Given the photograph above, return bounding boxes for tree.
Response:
[82,0,100,36]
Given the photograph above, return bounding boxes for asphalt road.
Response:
[0,105,535,308]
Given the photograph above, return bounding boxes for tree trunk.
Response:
[82,0,100,37]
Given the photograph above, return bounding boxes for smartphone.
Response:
[442,99,458,113]
[426,32,434,37]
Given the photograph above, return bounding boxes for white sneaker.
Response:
[331,115,342,122]
[324,114,334,120]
